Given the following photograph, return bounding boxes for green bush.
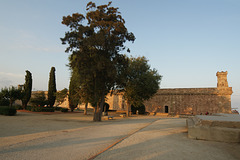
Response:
[0,106,17,116]
[26,106,55,112]
[54,107,62,111]
[26,106,33,111]
[30,106,42,112]
[42,107,55,112]
[61,108,68,112]
[0,99,9,106]
[15,105,23,110]
[29,91,47,107]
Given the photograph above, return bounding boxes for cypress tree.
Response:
[48,67,56,107]
[68,69,80,112]
[22,70,32,109]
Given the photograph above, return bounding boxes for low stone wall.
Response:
[187,114,240,143]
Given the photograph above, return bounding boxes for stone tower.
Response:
[216,71,232,113]
[216,71,229,88]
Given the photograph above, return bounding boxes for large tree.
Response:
[61,1,135,121]
[48,67,57,107]
[21,70,32,109]
[123,56,162,117]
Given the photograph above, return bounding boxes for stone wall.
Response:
[106,71,233,115]
[143,87,232,115]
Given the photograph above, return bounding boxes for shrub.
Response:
[15,105,23,110]
[42,107,55,112]
[30,106,43,112]
[61,108,68,112]
[0,106,17,116]
[26,106,33,111]
[131,105,145,115]
[54,107,62,111]
[0,98,9,106]
[26,106,55,112]
[29,91,47,107]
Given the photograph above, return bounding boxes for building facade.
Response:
[106,71,233,115]
[16,71,232,115]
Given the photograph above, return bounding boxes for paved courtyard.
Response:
[0,112,239,160]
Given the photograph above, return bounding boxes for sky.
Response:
[0,0,240,111]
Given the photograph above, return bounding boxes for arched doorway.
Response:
[165,106,169,113]
[103,103,110,112]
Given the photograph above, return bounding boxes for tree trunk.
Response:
[70,105,75,112]
[10,100,13,107]
[93,106,101,121]
[84,103,88,115]
[93,93,105,121]
[22,103,26,110]
[126,101,131,117]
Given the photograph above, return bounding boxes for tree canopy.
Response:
[30,91,47,107]
[123,56,162,115]
[1,86,22,107]
[56,88,68,106]
[0,91,10,106]
[61,1,135,121]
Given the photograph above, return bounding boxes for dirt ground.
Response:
[0,111,239,160]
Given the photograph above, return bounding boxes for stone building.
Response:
[106,71,233,115]
[16,71,232,115]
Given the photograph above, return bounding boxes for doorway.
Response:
[165,106,169,113]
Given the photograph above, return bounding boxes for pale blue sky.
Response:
[0,0,240,111]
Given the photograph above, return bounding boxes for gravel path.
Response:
[0,112,239,160]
